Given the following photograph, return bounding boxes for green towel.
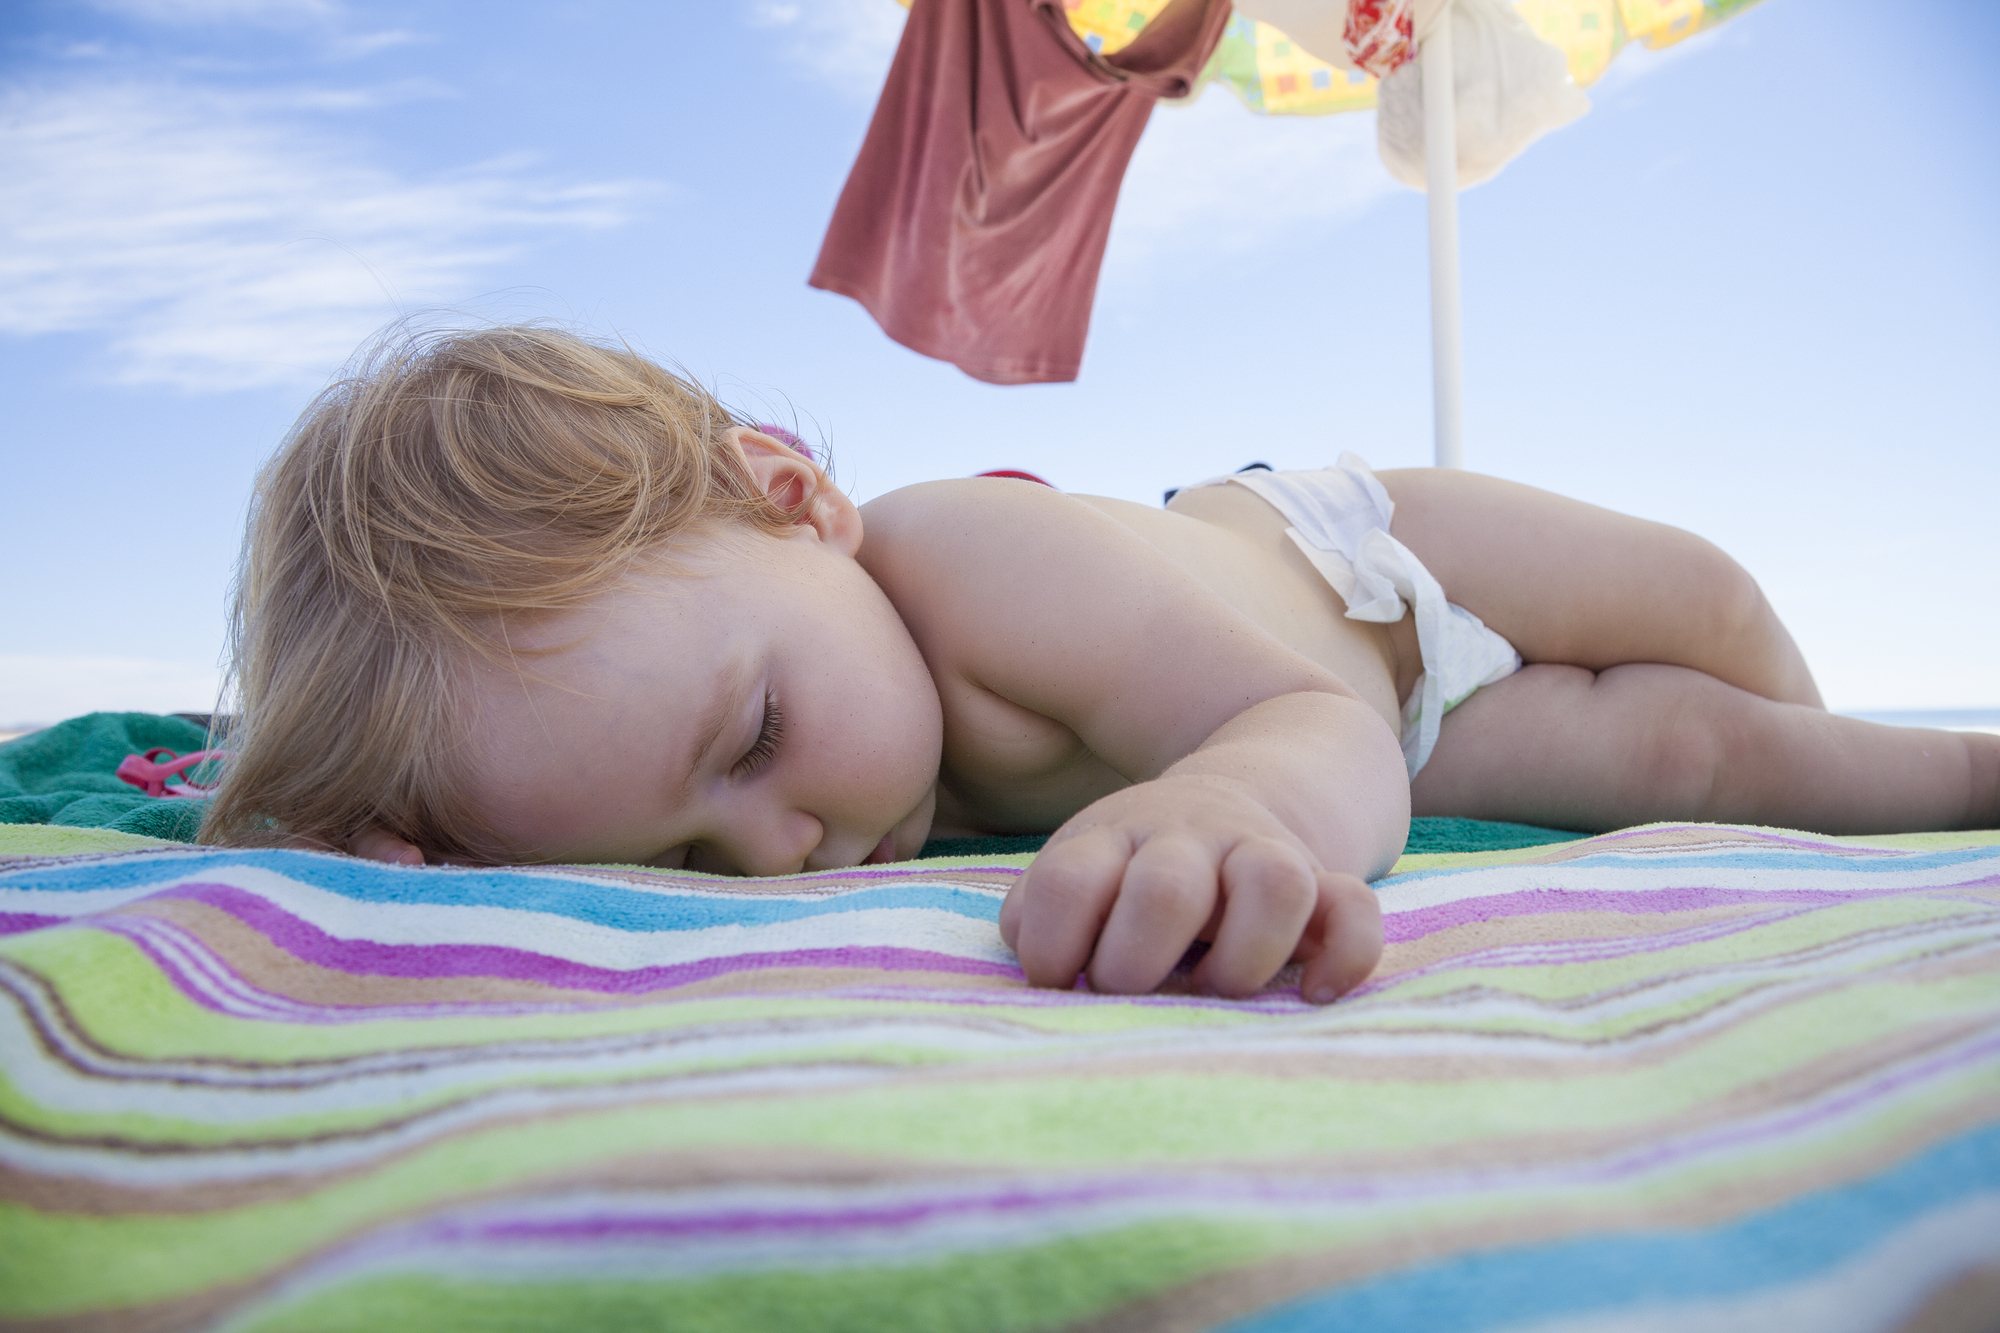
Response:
[921,816,1583,860]
[1399,814,1587,852]
[0,712,1585,856]
[0,712,214,842]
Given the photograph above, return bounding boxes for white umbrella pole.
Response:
[1419,12,1465,469]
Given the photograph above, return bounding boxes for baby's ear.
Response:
[727,426,862,556]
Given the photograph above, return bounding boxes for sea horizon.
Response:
[1845,707,2000,734]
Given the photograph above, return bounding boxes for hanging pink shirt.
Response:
[809,0,1232,385]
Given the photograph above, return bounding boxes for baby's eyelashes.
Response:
[734,691,786,777]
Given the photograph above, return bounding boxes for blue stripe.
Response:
[0,850,1003,928]
[1226,1119,2000,1333]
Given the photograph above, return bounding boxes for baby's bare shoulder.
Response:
[859,475,1074,530]
[858,478,1099,578]
[858,477,1165,648]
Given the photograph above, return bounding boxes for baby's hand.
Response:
[295,827,425,866]
[998,775,1383,1003]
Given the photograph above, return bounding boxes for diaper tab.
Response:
[1218,453,1520,776]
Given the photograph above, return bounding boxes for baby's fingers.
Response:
[348,828,425,867]
[1004,828,1129,989]
[1088,835,1218,995]
[1190,838,1317,998]
[1298,871,1384,1004]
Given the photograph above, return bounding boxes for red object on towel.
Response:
[116,748,228,798]
[809,0,1231,385]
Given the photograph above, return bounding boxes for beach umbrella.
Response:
[860,0,1769,466]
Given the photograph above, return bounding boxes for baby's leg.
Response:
[1412,663,2000,834]
[1377,467,1824,708]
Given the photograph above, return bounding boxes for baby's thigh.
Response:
[1411,662,1720,830]
[1377,466,1758,672]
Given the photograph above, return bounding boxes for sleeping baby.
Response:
[201,325,2000,1003]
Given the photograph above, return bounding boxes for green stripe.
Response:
[236,1219,1316,1333]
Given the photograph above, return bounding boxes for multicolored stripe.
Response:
[1,823,1996,1330]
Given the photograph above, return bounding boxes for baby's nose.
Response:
[736,808,824,877]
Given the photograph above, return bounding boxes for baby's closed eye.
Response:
[735,690,785,776]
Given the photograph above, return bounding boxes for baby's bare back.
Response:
[1078,488,1413,739]
[858,477,1412,843]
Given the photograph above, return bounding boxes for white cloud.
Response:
[77,0,430,63]
[0,655,227,732]
[0,78,655,391]
[326,27,426,58]
[1107,88,1398,271]
[83,0,345,26]
[746,0,903,100]
[78,0,429,62]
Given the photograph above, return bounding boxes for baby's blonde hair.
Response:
[199,323,817,861]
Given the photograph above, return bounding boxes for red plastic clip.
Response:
[976,469,1055,487]
[116,748,229,799]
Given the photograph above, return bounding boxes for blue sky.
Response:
[0,0,1995,729]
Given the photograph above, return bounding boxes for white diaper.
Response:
[1192,453,1521,778]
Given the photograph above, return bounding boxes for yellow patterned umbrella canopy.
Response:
[1049,0,1765,115]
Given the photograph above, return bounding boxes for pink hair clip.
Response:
[116,748,230,798]
[752,423,815,461]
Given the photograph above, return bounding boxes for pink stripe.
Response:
[94,909,1032,1024]
[1382,885,1934,943]
[161,882,1017,991]
[94,916,316,1021]
[1578,824,1917,856]
[1357,905,1816,994]
[0,911,62,936]
[459,1183,1116,1241]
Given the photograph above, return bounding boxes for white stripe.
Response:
[1379,857,2000,912]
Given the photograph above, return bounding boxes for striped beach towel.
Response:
[2,821,1997,1330]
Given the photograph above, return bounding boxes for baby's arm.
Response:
[862,480,1409,1002]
